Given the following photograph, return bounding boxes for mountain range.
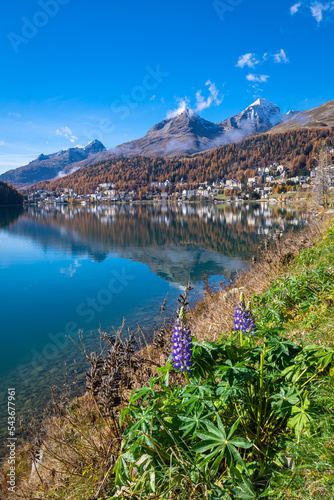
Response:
[1,98,333,189]
[0,140,106,189]
[90,98,298,161]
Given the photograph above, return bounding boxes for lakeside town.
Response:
[26,161,334,205]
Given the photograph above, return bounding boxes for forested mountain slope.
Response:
[34,129,334,194]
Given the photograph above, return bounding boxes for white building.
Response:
[226,179,242,189]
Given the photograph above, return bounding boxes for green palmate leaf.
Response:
[217,360,254,385]
[287,396,315,437]
[130,376,162,403]
[288,411,312,438]
[182,377,213,398]
[193,415,252,472]
[123,405,155,437]
[271,387,299,417]
[179,405,214,438]
[301,345,334,371]
[265,335,301,364]
[216,381,245,403]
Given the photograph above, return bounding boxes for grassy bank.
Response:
[1,212,334,500]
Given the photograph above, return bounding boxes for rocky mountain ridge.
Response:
[0,140,106,189]
[3,98,333,189]
[268,99,334,133]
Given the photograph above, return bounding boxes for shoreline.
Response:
[21,195,312,207]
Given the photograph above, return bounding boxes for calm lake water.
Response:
[0,202,308,452]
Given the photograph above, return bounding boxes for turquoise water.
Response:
[0,202,308,451]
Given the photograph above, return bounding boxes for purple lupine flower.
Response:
[234,294,256,337]
[233,301,245,331]
[171,308,193,373]
[242,307,256,336]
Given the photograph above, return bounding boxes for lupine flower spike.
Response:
[171,306,193,373]
[243,302,256,336]
[234,293,256,346]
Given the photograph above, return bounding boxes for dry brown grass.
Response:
[188,217,326,343]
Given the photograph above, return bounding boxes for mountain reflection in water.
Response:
[3,202,307,284]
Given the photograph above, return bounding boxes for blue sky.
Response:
[0,0,333,173]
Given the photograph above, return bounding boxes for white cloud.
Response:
[56,126,78,143]
[167,98,190,119]
[310,1,330,22]
[166,81,223,118]
[290,2,302,14]
[150,95,156,101]
[246,74,269,82]
[290,1,334,22]
[237,50,289,71]
[236,53,260,68]
[273,49,289,63]
[0,141,6,146]
[195,80,223,112]
[8,112,21,118]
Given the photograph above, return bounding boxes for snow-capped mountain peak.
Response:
[249,97,277,109]
[218,98,300,137]
[245,98,282,126]
[84,140,106,156]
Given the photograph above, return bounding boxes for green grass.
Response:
[214,193,230,201]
